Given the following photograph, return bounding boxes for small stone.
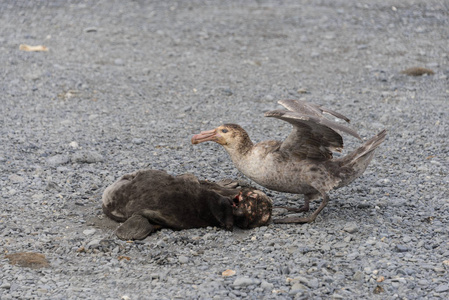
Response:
[132,138,144,145]
[1,282,11,289]
[353,271,364,281]
[32,194,44,201]
[279,265,290,275]
[60,119,72,125]
[87,239,101,248]
[334,242,346,249]
[233,277,260,287]
[178,255,189,264]
[72,151,104,163]
[46,182,59,191]
[418,279,429,286]
[260,281,273,290]
[288,275,316,288]
[347,252,359,260]
[290,282,308,293]
[56,166,71,172]
[308,278,319,289]
[202,233,214,240]
[84,27,98,33]
[69,141,79,149]
[343,223,359,233]
[220,88,233,96]
[331,293,345,299]
[264,95,274,101]
[321,244,331,251]
[83,229,96,236]
[9,174,25,183]
[114,58,125,66]
[47,154,70,167]
[222,269,236,277]
[395,245,409,252]
[358,203,371,209]
[435,284,449,293]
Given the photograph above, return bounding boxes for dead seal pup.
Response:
[102,169,272,240]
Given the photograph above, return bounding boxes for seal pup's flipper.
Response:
[115,214,156,240]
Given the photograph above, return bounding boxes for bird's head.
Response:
[191,124,251,151]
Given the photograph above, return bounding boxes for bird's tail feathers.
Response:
[343,129,387,166]
[334,129,386,188]
[341,129,387,167]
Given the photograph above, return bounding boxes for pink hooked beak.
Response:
[191,129,219,144]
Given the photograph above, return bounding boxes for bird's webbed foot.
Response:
[216,178,251,189]
[274,201,310,213]
[274,193,329,224]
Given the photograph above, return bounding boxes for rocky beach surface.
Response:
[1,1,448,299]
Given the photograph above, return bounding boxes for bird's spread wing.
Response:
[265,100,361,160]
[278,99,352,123]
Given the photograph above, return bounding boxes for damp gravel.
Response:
[1,1,448,299]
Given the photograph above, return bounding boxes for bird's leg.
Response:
[274,193,329,224]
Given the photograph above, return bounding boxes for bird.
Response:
[191,99,387,223]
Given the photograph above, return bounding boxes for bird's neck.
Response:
[223,137,254,164]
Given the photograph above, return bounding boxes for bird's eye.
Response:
[221,129,228,133]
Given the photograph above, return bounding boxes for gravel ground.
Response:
[1,1,448,299]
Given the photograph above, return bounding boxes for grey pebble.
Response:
[290,282,308,295]
[435,284,449,293]
[87,239,101,248]
[132,138,144,145]
[290,282,308,291]
[114,59,125,66]
[289,275,318,289]
[83,229,96,236]
[45,181,60,191]
[352,271,364,281]
[395,245,410,252]
[232,277,260,287]
[178,255,189,264]
[1,282,11,289]
[343,223,359,233]
[47,154,70,167]
[260,280,273,290]
[56,166,71,172]
[71,151,104,163]
[8,174,25,183]
[84,27,98,33]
